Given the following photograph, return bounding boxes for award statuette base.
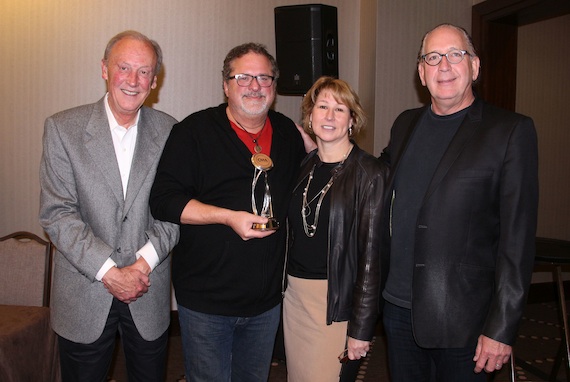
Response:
[252,218,279,231]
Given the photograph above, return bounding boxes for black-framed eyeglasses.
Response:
[226,74,276,87]
[421,49,470,66]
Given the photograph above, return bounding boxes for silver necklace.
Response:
[301,145,353,237]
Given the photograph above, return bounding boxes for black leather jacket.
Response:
[287,144,388,341]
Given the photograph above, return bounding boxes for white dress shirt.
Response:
[96,94,159,280]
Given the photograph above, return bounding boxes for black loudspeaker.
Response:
[274,4,338,95]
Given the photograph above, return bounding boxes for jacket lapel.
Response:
[391,111,424,175]
[84,98,124,206]
[124,107,159,214]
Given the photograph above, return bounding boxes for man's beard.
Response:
[239,93,270,116]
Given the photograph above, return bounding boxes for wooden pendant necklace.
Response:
[234,118,266,153]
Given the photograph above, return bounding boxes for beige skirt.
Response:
[283,275,348,382]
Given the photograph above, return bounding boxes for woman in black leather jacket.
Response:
[283,76,388,381]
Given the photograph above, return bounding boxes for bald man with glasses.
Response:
[379,23,538,381]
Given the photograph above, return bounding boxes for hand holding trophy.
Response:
[251,153,279,230]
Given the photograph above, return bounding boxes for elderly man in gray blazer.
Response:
[39,30,179,382]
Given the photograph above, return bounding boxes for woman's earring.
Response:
[308,121,313,133]
[348,126,353,137]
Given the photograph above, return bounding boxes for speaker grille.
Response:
[275,5,338,95]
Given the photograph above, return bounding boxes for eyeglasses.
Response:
[420,49,470,66]
[227,74,276,87]
[338,349,349,364]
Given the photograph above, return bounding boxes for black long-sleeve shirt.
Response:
[150,103,305,317]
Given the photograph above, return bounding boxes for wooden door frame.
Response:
[472,0,570,111]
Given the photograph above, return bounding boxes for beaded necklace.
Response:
[301,145,353,237]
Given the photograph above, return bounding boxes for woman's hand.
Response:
[347,336,370,361]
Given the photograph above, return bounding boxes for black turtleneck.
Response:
[383,106,469,309]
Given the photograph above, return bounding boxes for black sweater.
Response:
[150,104,305,316]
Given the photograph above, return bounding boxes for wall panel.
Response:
[373,0,472,153]
[517,15,570,241]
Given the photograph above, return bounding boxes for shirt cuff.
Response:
[136,240,159,271]
[96,258,117,281]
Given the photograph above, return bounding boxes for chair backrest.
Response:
[0,231,53,307]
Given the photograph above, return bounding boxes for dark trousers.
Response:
[58,298,168,382]
[340,359,361,381]
[383,301,487,382]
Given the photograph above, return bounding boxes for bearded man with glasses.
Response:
[379,23,538,381]
[150,42,313,382]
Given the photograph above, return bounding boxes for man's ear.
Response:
[418,63,426,86]
[223,81,229,98]
[101,60,109,81]
[471,56,481,82]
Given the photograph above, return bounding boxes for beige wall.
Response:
[0,0,358,237]
[0,0,474,238]
[517,15,570,242]
[373,1,471,152]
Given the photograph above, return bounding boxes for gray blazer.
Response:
[39,97,179,343]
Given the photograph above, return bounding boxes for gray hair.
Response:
[222,42,279,82]
[103,30,163,75]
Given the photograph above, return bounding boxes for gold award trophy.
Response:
[251,153,279,230]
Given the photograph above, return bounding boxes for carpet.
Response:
[509,301,567,381]
[108,299,568,381]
